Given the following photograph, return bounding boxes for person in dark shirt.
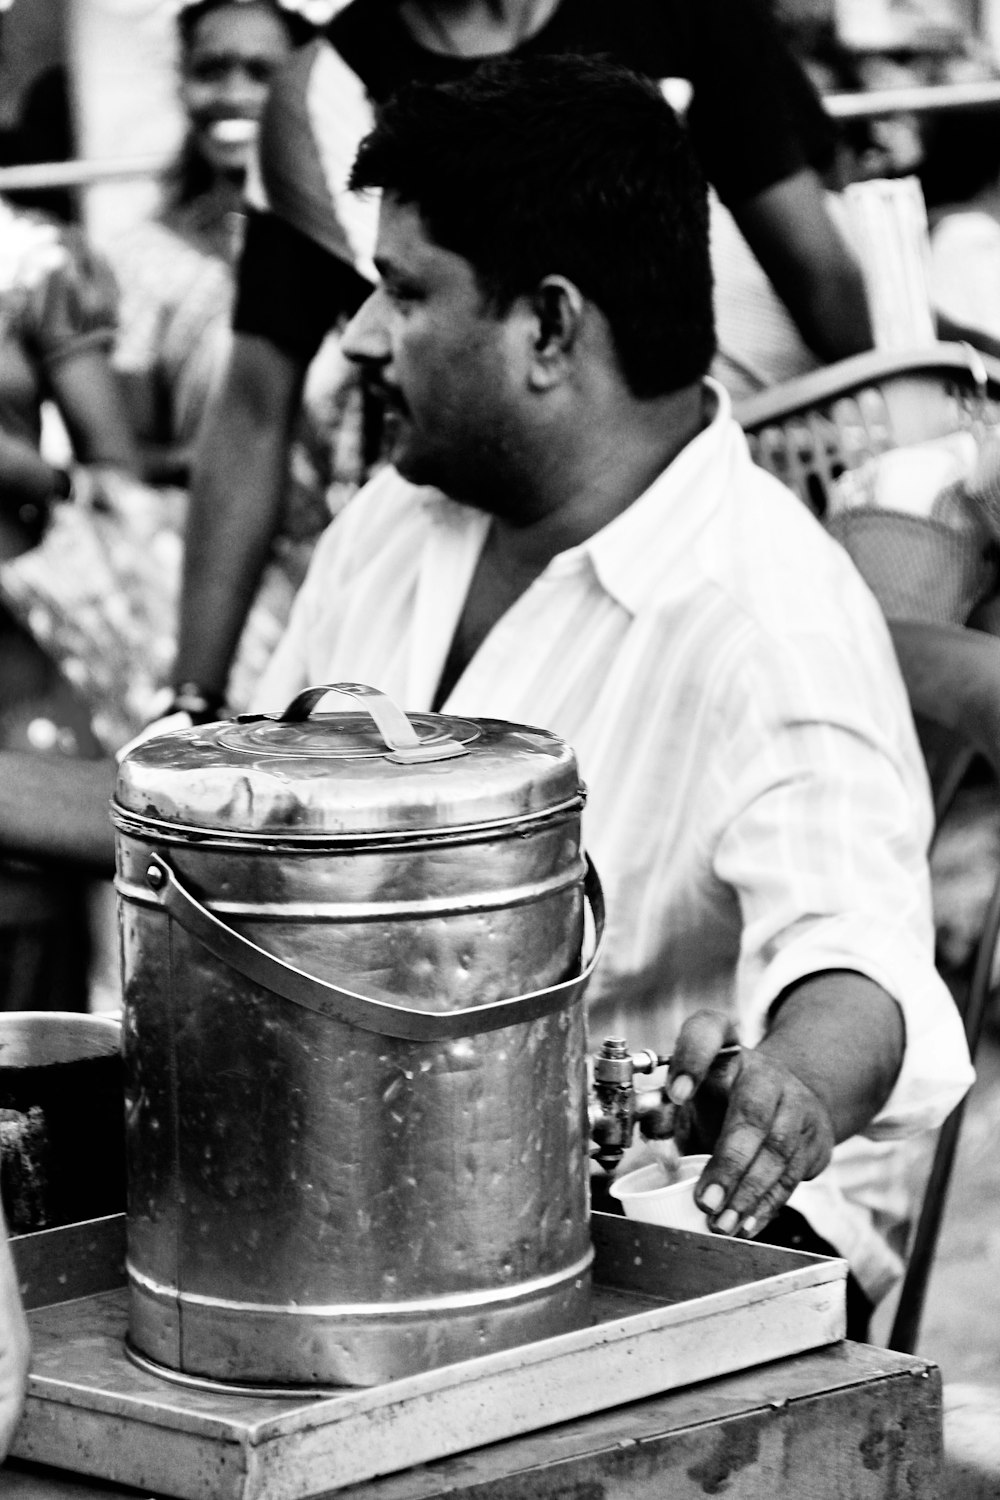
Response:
[168,0,873,724]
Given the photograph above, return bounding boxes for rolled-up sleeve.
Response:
[711,625,974,1139]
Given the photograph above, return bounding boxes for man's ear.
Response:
[528,276,585,389]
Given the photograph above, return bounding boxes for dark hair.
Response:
[176,0,314,52]
[349,54,715,398]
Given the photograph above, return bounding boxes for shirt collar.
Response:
[418,378,744,615]
[577,379,743,614]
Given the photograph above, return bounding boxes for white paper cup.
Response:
[608,1154,713,1233]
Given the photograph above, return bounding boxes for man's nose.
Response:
[342,288,390,367]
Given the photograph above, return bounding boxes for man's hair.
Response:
[350,55,716,398]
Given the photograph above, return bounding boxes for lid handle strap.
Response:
[142,851,604,1042]
[276,682,467,764]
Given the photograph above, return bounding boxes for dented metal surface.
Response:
[112,692,594,1387]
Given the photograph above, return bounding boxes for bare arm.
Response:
[0,1209,30,1461]
[46,347,138,474]
[0,429,65,507]
[172,333,309,701]
[662,972,904,1236]
[1,347,137,555]
[733,169,873,361]
[0,753,117,873]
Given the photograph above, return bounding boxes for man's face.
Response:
[342,196,529,503]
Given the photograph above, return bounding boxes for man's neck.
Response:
[484,380,710,573]
[431,381,711,709]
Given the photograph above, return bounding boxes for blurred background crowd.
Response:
[2,0,1000,1024]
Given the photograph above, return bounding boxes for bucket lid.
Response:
[113,682,583,837]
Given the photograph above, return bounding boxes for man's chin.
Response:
[394,459,443,491]
[387,431,438,488]
[381,416,464,493]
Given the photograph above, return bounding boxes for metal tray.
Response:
[10,1213,846,1500]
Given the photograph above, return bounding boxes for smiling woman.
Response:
[171,0,317,262]
[103,0,313,487]
[101,0,366,556]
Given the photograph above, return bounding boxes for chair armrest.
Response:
[734,340,1000,429]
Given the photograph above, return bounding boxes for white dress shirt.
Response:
[255,381,974,1301]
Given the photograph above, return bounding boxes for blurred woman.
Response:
[0,195,137,540]
[0,190,139,1011]
[1,0,363,765]
[107,0,317,487]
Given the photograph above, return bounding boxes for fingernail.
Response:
[669,1074,693,1104]
[740,1215,758,1238]
[716,1209,738,1235]
[700,1183,724,1214]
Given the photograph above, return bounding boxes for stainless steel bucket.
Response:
[112,683,599,1388]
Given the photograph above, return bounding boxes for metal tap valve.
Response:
[589,1037,667,1175]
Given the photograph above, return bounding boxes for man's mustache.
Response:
[363,374,408,417]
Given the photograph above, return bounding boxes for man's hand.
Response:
[640,974,905,1239]
[662,1010,834,1237]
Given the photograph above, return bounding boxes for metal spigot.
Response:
[589,1037,667,1175]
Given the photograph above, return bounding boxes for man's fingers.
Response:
[701,1127,813,1236]
[693,1062,834,1235]
[666,1009,739,1104]
[692,1067,784,1225]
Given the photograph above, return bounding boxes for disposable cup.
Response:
[608,1153,713,1233]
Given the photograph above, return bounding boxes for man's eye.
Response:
[385,283,421,306]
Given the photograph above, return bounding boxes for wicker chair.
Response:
[736,342,1000,1355]
[736,342,1000,518]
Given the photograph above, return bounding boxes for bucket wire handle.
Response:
[142,851,604,1043]
[275,682,467,764]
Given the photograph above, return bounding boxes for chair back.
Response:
[736,342,1000,520]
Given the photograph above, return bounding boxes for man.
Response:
[166,0,873,722]
[252,55,972,1338]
